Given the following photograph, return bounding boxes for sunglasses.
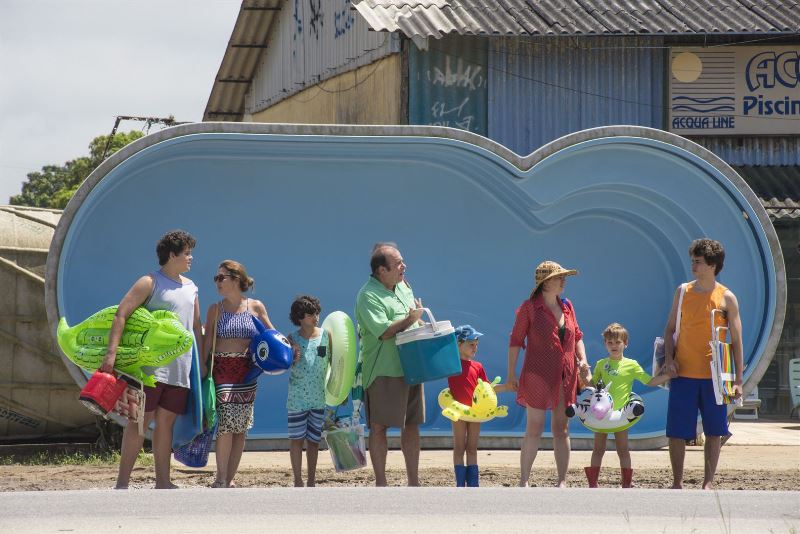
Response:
[213,274,235,283]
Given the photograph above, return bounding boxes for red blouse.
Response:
[509,294,583,410]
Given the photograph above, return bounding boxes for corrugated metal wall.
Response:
[408,35,488,135]
[407,35,798,166]
[487,36,666,155]
[246,0,399,114]
[759,222,800,414]
[693,137,800,166]
[251,55,403,124]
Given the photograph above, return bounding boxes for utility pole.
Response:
[101,115,190,161]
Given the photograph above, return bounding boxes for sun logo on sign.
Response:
[672,52,703,83]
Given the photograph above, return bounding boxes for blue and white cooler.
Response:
[395,308,461,385]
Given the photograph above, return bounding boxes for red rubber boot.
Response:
[584,466,600,488]
[621,468,634,488]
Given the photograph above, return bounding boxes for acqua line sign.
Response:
[668,46,800,135]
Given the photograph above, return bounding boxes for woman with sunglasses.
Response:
[203,259,274,488]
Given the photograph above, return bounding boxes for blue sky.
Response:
[0,0,241,203]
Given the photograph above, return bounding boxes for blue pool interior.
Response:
[56,132,777,440]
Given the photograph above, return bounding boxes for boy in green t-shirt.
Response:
[584,323,670,488]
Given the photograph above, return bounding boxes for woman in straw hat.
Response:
[507,260,592,487]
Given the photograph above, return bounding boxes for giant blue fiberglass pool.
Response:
[46,124,784,446]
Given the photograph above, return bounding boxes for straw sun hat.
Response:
[533,260,578,293]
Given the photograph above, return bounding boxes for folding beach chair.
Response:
[789,358,800,419]
[708,309,742,407]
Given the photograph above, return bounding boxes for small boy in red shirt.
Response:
[448,325,511,487]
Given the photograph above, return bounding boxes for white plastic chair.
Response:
[733,386,761,420]
[789,358,800,419]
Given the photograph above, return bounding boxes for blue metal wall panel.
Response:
[488,36,666,155]
[408,35,488,135]
[693,136,800,166]
[408,35,796,166]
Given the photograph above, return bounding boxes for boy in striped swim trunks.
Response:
[286,295,331,487]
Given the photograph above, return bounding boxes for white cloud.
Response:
[0,0,241,203]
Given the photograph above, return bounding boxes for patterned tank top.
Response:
[286,329,329,412]
[217,299,259,339]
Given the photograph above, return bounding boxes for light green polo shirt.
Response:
[355,276,416,389]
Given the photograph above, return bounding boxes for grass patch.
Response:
[0,450,153,467]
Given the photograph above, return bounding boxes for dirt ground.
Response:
[1,444,797,491]
[2,420,797,492]
[1,464,797,492]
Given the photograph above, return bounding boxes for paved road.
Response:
[1,487,798,533]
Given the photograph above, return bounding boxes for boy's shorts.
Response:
[666,376,729,439]
[288,409,325,443]
[365,376,425,429]
[143,382,189,414]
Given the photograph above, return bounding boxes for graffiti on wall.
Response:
[308,0,323,40]
[293,0,354,44]
[334,0,355,39]
[409,38,488,135]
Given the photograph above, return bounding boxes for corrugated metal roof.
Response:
[734,165,800,220]
[353,0,800,38]
[761,197,800,220]
[204,0,283,121]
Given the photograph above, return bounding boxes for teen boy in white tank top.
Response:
[100,230,203,489]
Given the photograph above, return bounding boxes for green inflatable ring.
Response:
[322,311,357,406]
[57,305,194,387]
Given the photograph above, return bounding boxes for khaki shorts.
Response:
[365,376,425,429]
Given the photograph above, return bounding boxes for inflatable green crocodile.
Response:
[57,306,193,387]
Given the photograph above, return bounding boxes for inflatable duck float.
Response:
[438,376,509,423]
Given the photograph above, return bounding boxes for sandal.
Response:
[210,480,226,488]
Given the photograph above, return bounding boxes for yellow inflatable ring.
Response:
[438,376,509,423]
[322,311,357,406]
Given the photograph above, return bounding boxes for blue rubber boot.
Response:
[454,464,467,487]
[466,464,479,487]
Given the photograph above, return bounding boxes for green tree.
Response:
[10,130,144,208]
